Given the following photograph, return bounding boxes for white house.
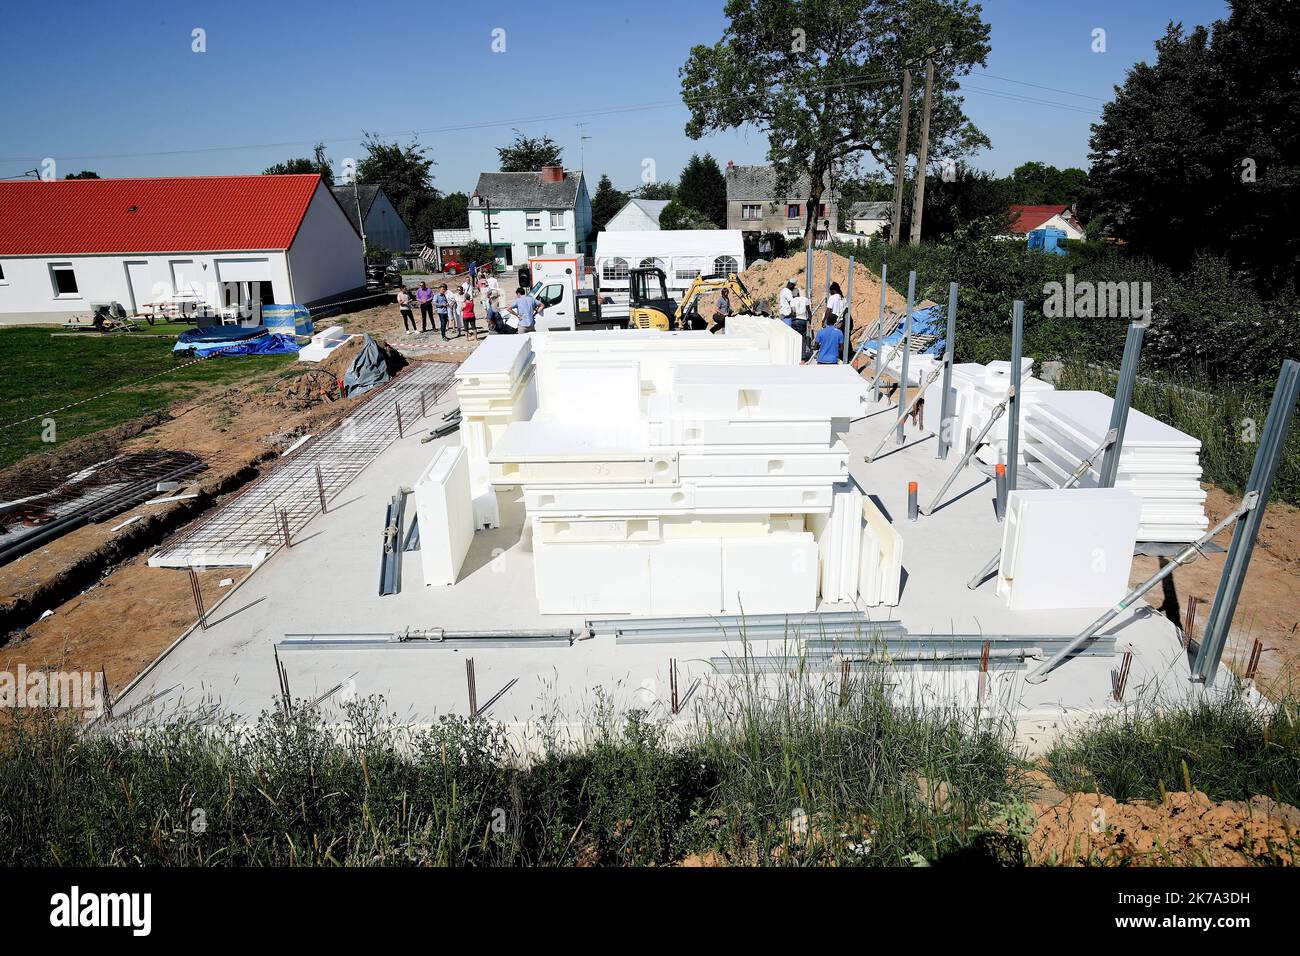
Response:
[1007,204,1086,241]
[605,198,669,231]
[0,174,364,325]
[468,167,592,268]
[846,201,892,238]
[594,229,745,294]
[331,183,411,255]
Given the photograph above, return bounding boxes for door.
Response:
[124,261,151,315]
[535,281,571,331]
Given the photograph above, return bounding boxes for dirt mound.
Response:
[1029,789,1300,866]
[738,251,914,349]
[258,334,410,411]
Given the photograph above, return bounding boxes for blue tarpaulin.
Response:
[262,304,314,337]
[859,304,947,357]
[173,326,299,357]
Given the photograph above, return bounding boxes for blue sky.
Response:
[0,0,1229,191]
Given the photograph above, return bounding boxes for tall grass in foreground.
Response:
[1045,691,1300,805]
[0,672,1022,867]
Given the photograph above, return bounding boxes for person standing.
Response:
[778,278,796,327]
[824,281,845,325]
[469,260,478,286]
[415,281,435,333]
[711,287,732,334]
[396,284,416,334]
[511,286,539,333]
[814,315,844,364]
[462,294,480,342]
[433,283,450,338]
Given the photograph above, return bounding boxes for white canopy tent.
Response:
[595,229,745,292]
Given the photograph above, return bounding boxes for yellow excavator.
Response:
[626,267,769,332]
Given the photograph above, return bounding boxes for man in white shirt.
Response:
[778,279,796,327]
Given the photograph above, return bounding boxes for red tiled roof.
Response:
[1007,204,1072,234]
[0,175,325,256]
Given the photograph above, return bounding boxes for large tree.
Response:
[356,133,439,242]
[589,174,628,237]
[264,142,334,185]
[1089,1,1299,292]
[497,129,564,172]
[676,153,727,228]
[680,0,991,242]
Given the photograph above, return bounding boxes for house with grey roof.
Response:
[846,201,892,238]
[724,163,840,242]
[605,198,670,231]
[330,184,411,256]
[467,167,592,267]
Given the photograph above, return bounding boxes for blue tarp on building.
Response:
[858,304,947,357]
[173,325,299,357]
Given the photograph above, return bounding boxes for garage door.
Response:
[215,258,272,283]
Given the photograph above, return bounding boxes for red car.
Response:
[441,258,465,275]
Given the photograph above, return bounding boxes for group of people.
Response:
[778,277,847,365]
[396,263,544,342]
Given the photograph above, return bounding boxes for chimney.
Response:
[540,166,564,183]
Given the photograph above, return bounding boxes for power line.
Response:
[970,70,1109,103]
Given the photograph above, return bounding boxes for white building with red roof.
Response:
[0,174,365,325]
[1005,204,1086,240]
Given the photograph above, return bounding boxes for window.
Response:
[0,262,6,283]
[50,263,79,297]
[554,243,566,254]
[526,243,545,258]
[601,257,629,281]
[638,257,666,272]
[526,213,542,230]
[538,283,565,306]
[785,226,801,236]
[549,211,564,229]
[786,204,801,219]
[713,255,739,277]
[817,204,828,217]
[741,204,761,221]
[675,268,702,282]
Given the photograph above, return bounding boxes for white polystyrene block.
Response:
[859,495,903,607]
[818,483,863,603]
[649,416,833,447]
[414,446,474,586]
[535,516,661,543]
[456,333,532,381]
[649,540,724,614]
[996,489,1141,610]
[523,482,834,516]
[720,534,818,615]
[727,315,801,365]
[545,361,641,422]
[678,443,849,479]
[673,364,868,418]
[532,537,651,614]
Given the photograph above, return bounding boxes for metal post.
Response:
[872,262,888,401]
[1026,492,1259,684]
[1006,301,1024,491]
[279,508,292,548]
[823,249,831,307]
[937,282,958,458]
[907,482,918,521]
[395,402,404,440]
[315,463,328,514]
[896,271,915,444]
[994,463,1007,520]
[670,658,679,715]
[843,256,854,364]
[805,245,813,308]
[466,657,478,717]
[866,365,943,462]
[188,568,207,630]
[420,389,427,419]
[1097,321,1145,488]
[1193,359,1300,683]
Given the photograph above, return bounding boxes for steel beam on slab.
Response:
[1098,322,1146,488]
[843,256,855,364]
[937,282,958,458]
[1193,359,1300,683]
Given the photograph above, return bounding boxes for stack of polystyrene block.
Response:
[454,335,538,528]
[413,445,473,587]
[919,359,1055,466]
[996,488,1141,610]
[486,334,896,616]
[859,496,903,607]
[1021,390,1208,542]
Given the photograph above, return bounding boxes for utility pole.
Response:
[353,178,367,257]
[908,56,935,247]
[888,68,912,247]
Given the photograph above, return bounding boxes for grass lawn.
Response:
[0,326,296,470]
